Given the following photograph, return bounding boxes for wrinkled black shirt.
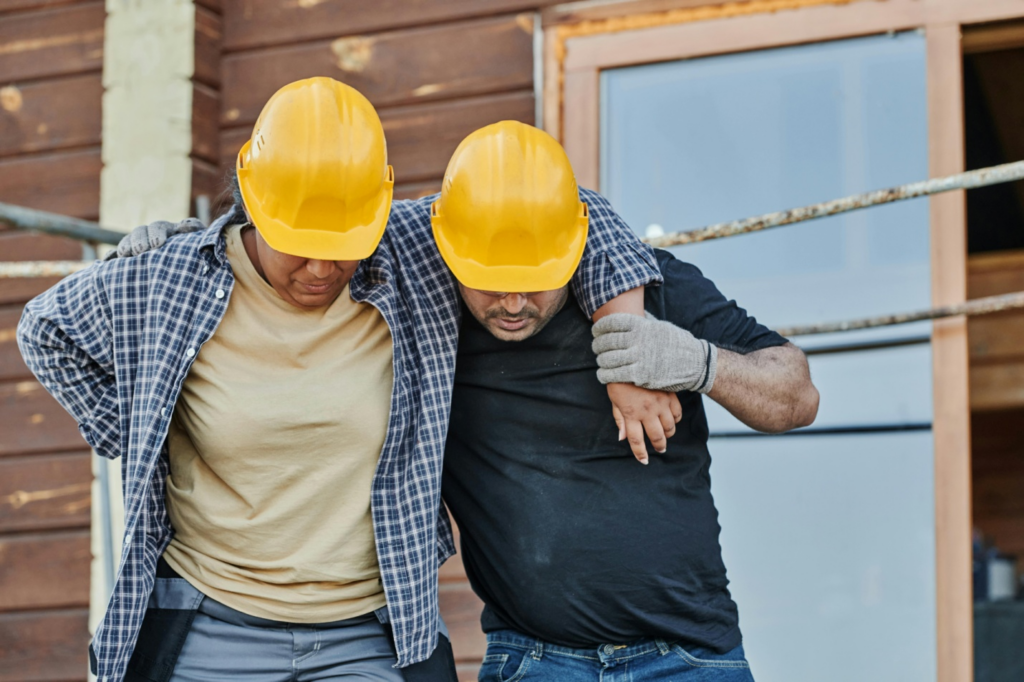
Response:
[442,249,787,651]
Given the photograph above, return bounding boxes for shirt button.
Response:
[185,348,196,358]
[161,408,168,417]
[215,288,225,299]
[202,265,209,273]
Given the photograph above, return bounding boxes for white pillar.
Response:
[91,0,197,645]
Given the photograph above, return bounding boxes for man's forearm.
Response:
[708,343,818,433]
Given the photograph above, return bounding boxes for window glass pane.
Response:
[710,432,937,682]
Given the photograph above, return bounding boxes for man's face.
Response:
[242,226,359,310]
[458,284,569,342]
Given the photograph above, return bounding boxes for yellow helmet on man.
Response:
[431,121,589,292]
[236,77,394,261]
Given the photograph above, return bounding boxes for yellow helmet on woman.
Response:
[236,77,394,260]
[431,121,589,292]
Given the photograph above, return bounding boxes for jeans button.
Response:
[602,644,616,655]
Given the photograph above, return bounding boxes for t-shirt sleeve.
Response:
[652,250,788,353]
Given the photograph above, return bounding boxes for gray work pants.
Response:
[125,562,454,682]
[169,595,404,681]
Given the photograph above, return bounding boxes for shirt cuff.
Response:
[571,241,664,319]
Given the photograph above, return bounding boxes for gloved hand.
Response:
[592,312,718,394]
[113,217,207,258]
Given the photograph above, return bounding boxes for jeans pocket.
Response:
[671,644,751,669]
[478,646,532,682]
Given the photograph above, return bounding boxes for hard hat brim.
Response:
[431,207,589,293]
[238,141,394,261]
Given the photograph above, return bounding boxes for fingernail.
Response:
[657,449,666,454]
[640,457,649,465]
[618,429,625,441]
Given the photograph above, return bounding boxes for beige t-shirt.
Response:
[162,225,394,623]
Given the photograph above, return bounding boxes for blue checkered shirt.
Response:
[17,190,661,681]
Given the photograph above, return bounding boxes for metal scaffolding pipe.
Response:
[0,261,91,278]
[0,202,124,245]
[775,291,1024,337]
[644,159,1024,248]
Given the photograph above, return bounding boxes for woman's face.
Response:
[241,225,359,310]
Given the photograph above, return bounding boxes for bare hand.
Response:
[606,383,682,464]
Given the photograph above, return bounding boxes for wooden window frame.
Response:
[544,2,1024,680]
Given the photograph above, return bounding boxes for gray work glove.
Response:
[113,217,207,258]
[591,312,718,394]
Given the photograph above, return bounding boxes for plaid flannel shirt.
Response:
[17,190,661,681]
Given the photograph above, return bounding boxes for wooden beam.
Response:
[561,68,600,190]
[0,73,102,158]
[0,531,91,610]
[963,19,1024,54]
[0,2,104,82]
[222,0,559,52]
[0,381,85,457]
[0,608,90,681]
[561,0,924,72]
[927,22,973,682]
[0,149,102,221]
[0,452,92,533]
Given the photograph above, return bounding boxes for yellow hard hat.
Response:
[236,77,394,260]
[431,121,589,292]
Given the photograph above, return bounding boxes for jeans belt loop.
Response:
[532,640,544,661]
[655,639,671,655]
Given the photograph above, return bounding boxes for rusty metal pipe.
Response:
[645,160,1024,247]
[0,202,124,245]
[776,291,1024,337]
[0,261,92,278]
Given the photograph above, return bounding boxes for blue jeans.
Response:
[478,630,754,682]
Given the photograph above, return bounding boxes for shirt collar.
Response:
[198,204,245,266]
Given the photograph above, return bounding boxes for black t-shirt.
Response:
[442,249,787,651]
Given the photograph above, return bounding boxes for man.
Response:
[429,123,819,680]
[17,80,663,682]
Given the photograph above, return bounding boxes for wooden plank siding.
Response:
[0,1,100,677]
[0,609,91,682]
[968,249,1024,411]
[221,14,534,127]
[191,3,225,214]
[969,250,1024,585]
[223,0,559,52]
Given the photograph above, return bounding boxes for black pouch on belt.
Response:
[382,621,460,682]
[123,558,205,682]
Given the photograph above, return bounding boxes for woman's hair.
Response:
[211,168,246,225]
[226,168,243,208]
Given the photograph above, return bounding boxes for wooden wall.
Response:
[969,250,1024,575]
[192,0,225,216]
[0,1,101,678]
